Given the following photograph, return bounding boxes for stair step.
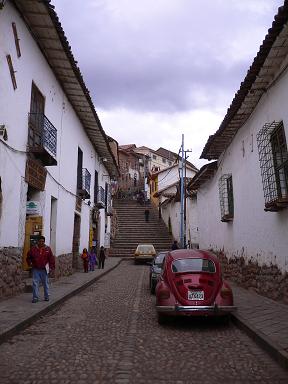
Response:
[111,199,172,257]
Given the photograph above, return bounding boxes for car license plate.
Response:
[188,291,204,300]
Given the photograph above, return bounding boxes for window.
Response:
[94,171,98,204]
[257,121,288,211]
[152,155,157,160]
[172,258,216,273]
[6,55,17,90]
[218,174,234,222]
[168,161,172,166]
[0,177,2,220]
[12,22,21,57]
[77,147,83,191]
[162,158,166,164]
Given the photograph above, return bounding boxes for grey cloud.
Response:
[52,0,283,113]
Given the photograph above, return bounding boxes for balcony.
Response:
[106,185,113,216]
[77,168,91,199]
[106,205,113,216]
[27,113,57,166]
[96,186,105,209]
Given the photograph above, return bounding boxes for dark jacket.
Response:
[99,248,106,260]
[171,242,178,250]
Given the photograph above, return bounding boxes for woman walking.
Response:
[81,248,89,273]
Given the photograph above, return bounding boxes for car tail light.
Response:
[158,288,170,300]
[220,286,232,298]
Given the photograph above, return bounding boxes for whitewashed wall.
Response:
[197,66,288,272]
[186,197,199,246]
[0,4,30,246]
[160,185,198,246]
[0,2,111,256]
[158,166,198,246]
[161,196,180,242]
[158,166,196,192]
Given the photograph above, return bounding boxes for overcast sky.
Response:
[52,0,284,168]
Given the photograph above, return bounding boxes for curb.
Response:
[0,259,123,345]
[231,312,288,370]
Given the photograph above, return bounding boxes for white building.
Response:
[151,163,198,247]
[189,4,288,302]
[134,146,175,173]
[0,0,119,298]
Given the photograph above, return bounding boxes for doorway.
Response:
[72,213,81,269]
[50,196,57,255]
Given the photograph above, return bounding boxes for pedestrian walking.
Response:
[171,240,179,250]
[98,246,106,269]
[144,208,150,222]
[81,248,89,273]
[89,248,97,271]
[26,235,55,303]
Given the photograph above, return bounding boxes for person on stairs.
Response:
[144,208,150,222]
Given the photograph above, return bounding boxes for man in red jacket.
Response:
[27,236,55,303]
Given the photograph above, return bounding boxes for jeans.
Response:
[32,268,49,300]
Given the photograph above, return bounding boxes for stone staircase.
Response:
[109,199,173,257]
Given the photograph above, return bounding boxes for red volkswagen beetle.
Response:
[155,249,236,324]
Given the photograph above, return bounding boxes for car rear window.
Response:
[137,245,154,253]
[171,258,216,273]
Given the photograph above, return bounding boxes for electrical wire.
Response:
[0,138,90,205]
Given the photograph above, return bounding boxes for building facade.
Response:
[0,0,119,298]
[189,3,288,303]
[118,145,141,195]
[151,164,198,247]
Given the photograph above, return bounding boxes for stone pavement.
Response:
[0,258,287,371]
[0,257,122,345]
[230,282,288,370]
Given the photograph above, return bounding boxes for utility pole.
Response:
[180,134,185,248]
[180,134,192,249]
[143,154,150,202]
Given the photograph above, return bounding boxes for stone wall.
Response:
[0,249,75,300]
[56,253,73,277]
[0,247,25,299]
[216,250,288,305]
[110,208,118,241]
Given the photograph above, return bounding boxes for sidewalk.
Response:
[230,282,288,370]
[0,257,122,345]
[0,260,287,370]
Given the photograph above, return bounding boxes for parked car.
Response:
[155,249,236,324]
[149,251,168,294]
[134,244,156,264]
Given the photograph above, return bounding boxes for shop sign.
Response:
[26,201,40,215]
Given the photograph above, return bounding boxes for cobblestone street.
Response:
[0,261,287,384]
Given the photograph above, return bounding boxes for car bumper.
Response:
[135,256,154,262]
[156,304,237,316]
